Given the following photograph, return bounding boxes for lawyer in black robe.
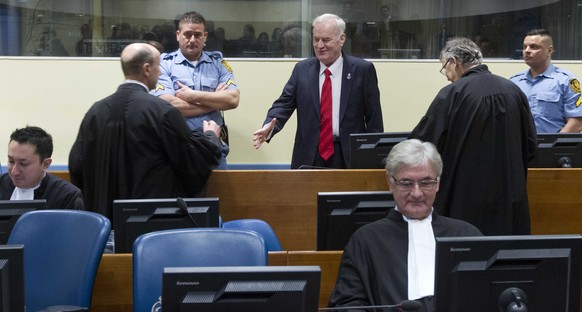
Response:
[328,209,481,311]
[69,79,221,220]
[329,138,482,312]
[410,62,537,235]
[0,173,82,209]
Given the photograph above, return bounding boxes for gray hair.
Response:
[312,13,346,35]
[440,37,482,66]
[385,139,443,177]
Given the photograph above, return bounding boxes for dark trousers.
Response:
[313,141,346,169]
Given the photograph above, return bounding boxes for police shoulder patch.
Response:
[221,59,233,73]
[570,78,581,94]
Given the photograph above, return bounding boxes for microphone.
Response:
[74,197,84,210]
[558,156,573,168]
[318,300,422,311]
[177,197,199,227]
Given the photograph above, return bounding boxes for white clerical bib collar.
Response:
[395,207,434,223]
[395,206,436,300]
[10,174,44,201]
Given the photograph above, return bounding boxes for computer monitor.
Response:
[529,133,582,168]
[162,266,321,312]
[0,244,25,312]
[434,234,582,312]
[349,132,410,169]
[0,200,47,244]
[112,197,220,253]
[317,191,395,251]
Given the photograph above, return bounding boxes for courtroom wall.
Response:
[1,57,581,168]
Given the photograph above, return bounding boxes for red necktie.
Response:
[319,68,334,161]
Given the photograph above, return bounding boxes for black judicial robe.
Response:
[410,65,537,235]
[328,209,482,312]
[68,83,221,220]
[0,173,82,209]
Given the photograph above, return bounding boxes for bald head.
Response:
[120,43,160,90]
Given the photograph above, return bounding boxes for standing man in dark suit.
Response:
[252,13,383,169]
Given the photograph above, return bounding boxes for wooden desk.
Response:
[57,169,582,310]
[52,169,582,250]
[205,169,582,250]
[287,251,343,307]
[90,251,341,312]
[205,169,388,250]
[92,254,132,312]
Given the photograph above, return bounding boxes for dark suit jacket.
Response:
[264,54,383,169]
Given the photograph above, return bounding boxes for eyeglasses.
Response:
[439,58,451,76]
[391,176,439,191]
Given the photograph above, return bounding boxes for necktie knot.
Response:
[324,68,331,78]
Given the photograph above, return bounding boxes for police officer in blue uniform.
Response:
[510,29,582,133]
[151,11,240,169]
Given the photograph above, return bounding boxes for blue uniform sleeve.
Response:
[216,58,238,91]
[563,77,582,118]
[151,55,175,96]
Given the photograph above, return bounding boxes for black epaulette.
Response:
[206,51,224,60]
[162,52,178,61]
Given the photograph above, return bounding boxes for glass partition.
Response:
[0,0,580,60]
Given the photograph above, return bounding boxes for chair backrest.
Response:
[222,218,283,251]
[132,228,268,312]
[7,210,111,312]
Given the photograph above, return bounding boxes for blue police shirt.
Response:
[151,49,238,132]
[510,63,582,133]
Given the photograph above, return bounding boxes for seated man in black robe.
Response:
[0,126,83,209]
[328,139,482,312]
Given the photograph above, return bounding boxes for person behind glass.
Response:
[270,27,283,56]
[409,37,537,236]
[75,23,92,57]
[252,13,383,169]
[510,29,582,133]
[0,126,83,209]
[151,11,239,169]
[280,24,304,58]
[239,23,257,52]
[69,43,222,221]
[328,139,482,312]
[256,31,270,53]
[204,20,224,53]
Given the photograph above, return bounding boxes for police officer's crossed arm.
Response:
[160,82,239,118]
[561,117,582,133]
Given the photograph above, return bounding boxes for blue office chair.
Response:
[133,228,268,312]
[7,210,111,312]
[222,218,283,251]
